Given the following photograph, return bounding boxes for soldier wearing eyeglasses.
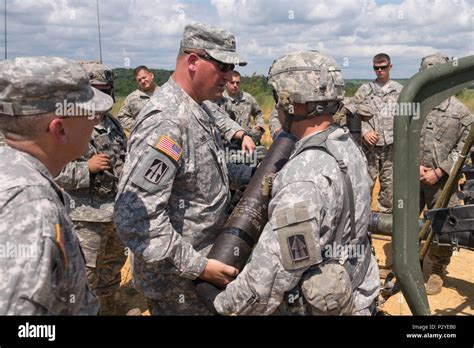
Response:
[343,53,403,214]
[114,23,254,315]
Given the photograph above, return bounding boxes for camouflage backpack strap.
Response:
[294,129,356,244]
[293,126,371,289]
[106,113,126,139]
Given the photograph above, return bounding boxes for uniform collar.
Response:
[168,78,212,130]
[435,97,451,111]
[223,89,244,103]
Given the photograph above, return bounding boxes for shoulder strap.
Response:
[293,126,356,244]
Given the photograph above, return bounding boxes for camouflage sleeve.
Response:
[214,180,327,315]
[250,96,265,130]
[114,119,208,279]
[54,159,90,191]
[268,108,282,139]
[439,108,474,174]
[117,94,136,133]
[1,198,96,315]
[206,101,244,142]
[345,84,370,116]
[361,117,373,137]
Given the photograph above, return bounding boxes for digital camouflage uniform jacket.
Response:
[0,146,98,315]
[55,114,127,223]
[214,127,380,315]
[117,88,159,132]
[215,90,265,131]
[420,96,473,175]
[114,78,252,300]
[346,80,403,146]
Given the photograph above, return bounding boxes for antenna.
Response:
[4,0,6,60]
[96,0,102,63]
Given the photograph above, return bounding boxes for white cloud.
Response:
[1,0,473,78]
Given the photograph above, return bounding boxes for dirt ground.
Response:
[114,174,473,317]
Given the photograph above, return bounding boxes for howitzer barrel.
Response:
[207,131,296,269]
[195,132,296,309]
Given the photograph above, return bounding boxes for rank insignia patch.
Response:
[156,135,182,162]
[287,234,309,261]
[144,159,169,184]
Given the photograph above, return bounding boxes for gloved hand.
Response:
[250,127,264,145]
[333,106,352,125]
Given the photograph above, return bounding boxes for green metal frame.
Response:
[393,55,474,315]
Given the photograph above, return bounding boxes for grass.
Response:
[111,96,126,117]
[457,90,474,113]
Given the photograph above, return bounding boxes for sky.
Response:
[1,0,473,79]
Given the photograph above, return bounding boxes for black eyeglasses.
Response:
[184,50,235,73]
[373,65,389,71]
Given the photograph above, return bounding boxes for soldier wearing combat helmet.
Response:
[212,50,380,315]
[418,53,474,295]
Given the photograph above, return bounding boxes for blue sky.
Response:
[1,0,473,78]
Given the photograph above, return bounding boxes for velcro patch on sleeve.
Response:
[131,146,176,194]
[55,223,68,268]
[156,135,183,162]
[273,202,321,271]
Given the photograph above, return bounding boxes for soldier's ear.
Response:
[187,54,199,72]
[48,118,68,144]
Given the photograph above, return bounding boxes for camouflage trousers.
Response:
[364,144,393,213]
[74,221,127,296]
[143,275,213,316]
[420,179,460,273]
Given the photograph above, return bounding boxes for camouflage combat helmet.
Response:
[268,50,344,119]
[80,61,115,100]
[80,61,114,86]
[420,53,450,71]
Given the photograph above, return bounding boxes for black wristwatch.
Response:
[242,131,252,140]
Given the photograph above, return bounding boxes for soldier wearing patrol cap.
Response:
[212,50,380,316]
[418,53,474,295]
[114,23,255,315]
[0,56,113,314]
[55,61,128,315]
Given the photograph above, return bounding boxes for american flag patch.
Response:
[156,135,182,162]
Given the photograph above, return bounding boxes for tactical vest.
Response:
[90,115,127,197]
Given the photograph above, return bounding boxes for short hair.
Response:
[231,70,241,78]
[0,113,55,140]
[373,53,391,64]
[133,65,151,77]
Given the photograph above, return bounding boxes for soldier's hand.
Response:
[420,167,442,186]
[88,154,111,174]
[419,165,429,179]
[199,259,239,288]
[363,131,379,146]
[241,134,256,155]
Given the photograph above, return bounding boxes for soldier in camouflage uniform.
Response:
[114,23,255,315]
[212,50,379,316]
[55,61,127,315]
[418,53,474,295]
[214,71,265,143]
[343,53,403,213]
[0,57,112,314]
[117,65,158,134]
